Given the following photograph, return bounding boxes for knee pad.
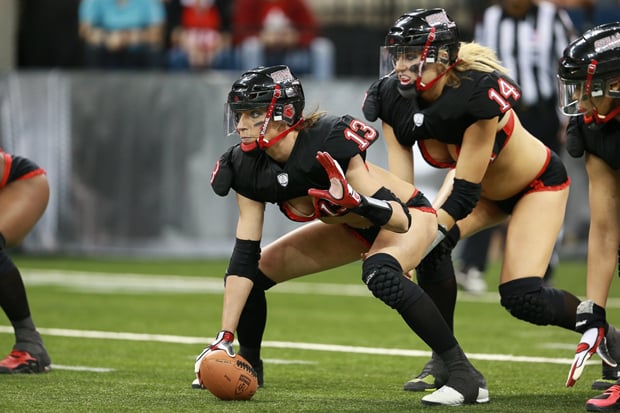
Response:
[499,277,564,326]
[362,253,423,310]
[416,252,456,285]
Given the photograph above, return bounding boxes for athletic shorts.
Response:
[0,153,46,189]
[345,189,435,247]
[495,148,569,215]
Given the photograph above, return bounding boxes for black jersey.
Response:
[210,114,379,219]
[378,70,521,161]
[567,117,620,170]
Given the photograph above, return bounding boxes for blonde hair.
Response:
[446,42,509,88]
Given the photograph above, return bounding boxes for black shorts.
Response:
[495,149,569,215]
[345,189,435,247]
[0,153,46,188]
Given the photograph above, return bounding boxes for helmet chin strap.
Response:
[584,105,620,125]
[415,59,460,92]
[258,118,304,150]
[413,26,460,92]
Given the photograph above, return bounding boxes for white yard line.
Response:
[10,269,598,369]
[0,325,587,366]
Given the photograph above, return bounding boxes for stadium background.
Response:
[0,0,618,258]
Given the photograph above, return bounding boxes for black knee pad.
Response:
[499,276,564,326]
[362,253,423,310]
[416,252,455,285]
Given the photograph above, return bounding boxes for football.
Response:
[199,351,258,401]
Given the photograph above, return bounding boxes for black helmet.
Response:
[557,22,620,115]
[383,8,460,66]
[226,65,304,131]
[379,9,460,94]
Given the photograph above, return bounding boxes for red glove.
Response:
[308,151,362,209]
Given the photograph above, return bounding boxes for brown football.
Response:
[199,350,258,400]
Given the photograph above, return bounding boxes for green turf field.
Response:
[1,255,619,412]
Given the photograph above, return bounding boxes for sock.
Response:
[236,285,267,364]
[417,255,457,331]
[398,290,458,354]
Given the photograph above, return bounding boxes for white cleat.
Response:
[421,385,490,406]
[191,377,203,389]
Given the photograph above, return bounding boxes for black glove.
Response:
[417,225,459,274]
[566,117,585,158]
[362,77,387,122]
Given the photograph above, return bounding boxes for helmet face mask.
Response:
[225,65,305,137]
[379,45,451,79]
[558,22,620,116]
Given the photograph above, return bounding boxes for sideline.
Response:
[22,269,620,307]
[19,269,497,303]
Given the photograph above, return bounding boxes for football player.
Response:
[0,152,51,373]
[558,22,620,412]
[362,8,620,397]
[194,65,490,406]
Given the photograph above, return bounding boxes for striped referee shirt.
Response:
[475,1,577,106]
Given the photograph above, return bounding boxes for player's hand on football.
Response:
[194,330,235,375]
[566,300,616,387]
[308,151,362,209]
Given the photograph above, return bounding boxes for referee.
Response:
[475,0,577,154]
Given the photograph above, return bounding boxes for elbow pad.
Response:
[226,238,261,281]
[353,187,411,229]
[441,178,481,221]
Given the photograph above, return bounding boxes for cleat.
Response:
[0,350,51,374]
[403,354,448,392]
[455,268,487,295]
[592,363,620,390]
[595,327,620,390]
[253,359,264,388]
[421,385,490,406]
[422,345,489,406]
[586,384,620,412]
[594,378,620,391]
[191,378,202,389]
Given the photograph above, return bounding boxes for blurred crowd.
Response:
[16,0,619,79]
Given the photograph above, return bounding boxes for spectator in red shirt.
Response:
[166,0,237,70]
[233,0,334,80]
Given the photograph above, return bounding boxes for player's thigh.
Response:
[260,221,365,282]
[501,189,568,283]
[456,198,507,238]
[368,208,436,272]
[0,175,49,247]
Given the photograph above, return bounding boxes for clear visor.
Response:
[557,76,620,116]
[557,78,585,116]
[379,45,428,78]
[224,103,239,136]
